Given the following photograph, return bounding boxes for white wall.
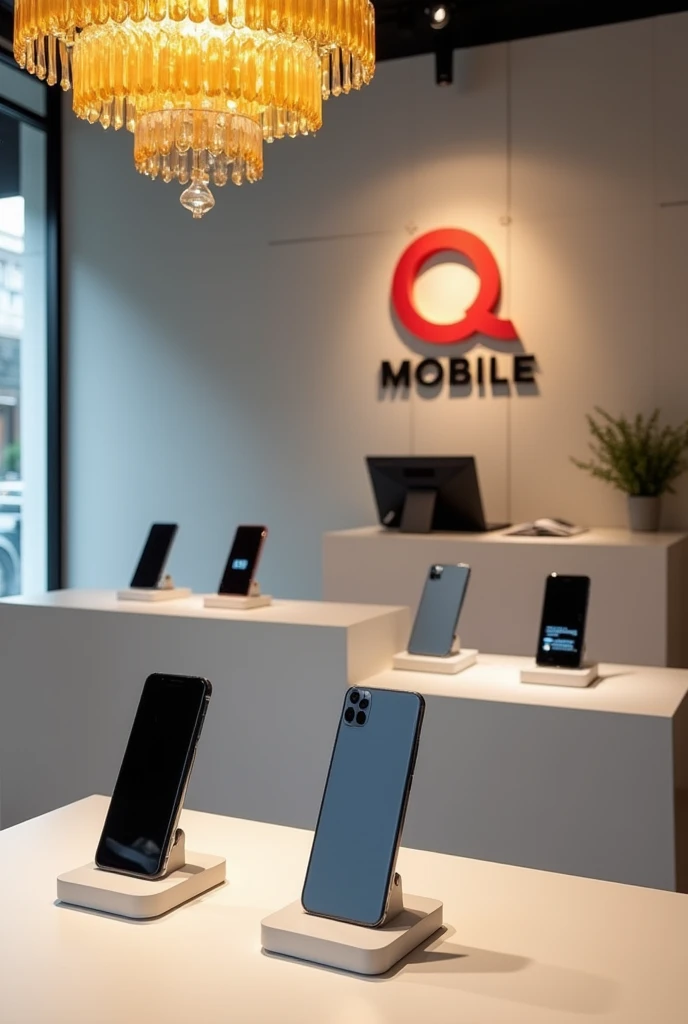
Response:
[64,13,688,598]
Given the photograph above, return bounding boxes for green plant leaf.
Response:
[570,408,688,496]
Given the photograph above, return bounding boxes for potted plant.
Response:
[571,408,688,532]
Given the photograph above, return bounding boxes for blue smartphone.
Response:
[301,686,425,927]
[408,563,471,657]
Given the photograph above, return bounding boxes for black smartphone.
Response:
[218,525,267,596]
[301,687,425,927]
[130,523,178,589]
[95,673,212,879]
[535,574,591,669]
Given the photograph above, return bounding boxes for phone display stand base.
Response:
[393,640,478,675]
[117,575,191,603]
[520,661,600,688]
[261,874,443,976]
[204,579,272,611]
[56,830,226,920]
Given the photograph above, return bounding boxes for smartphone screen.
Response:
[218,525,267,596]
[130,523,178,589]
[95,674,211,878]
[301,687,425,927]
[408,563,471,657]
[536,574,590,668]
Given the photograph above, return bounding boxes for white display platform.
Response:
[2,796,687,1023]
[116,586,192,602]
[393,648,478,674]
[204,593,272,610]
[367,654,688,892]
[323,526,688,667]
[0,590,408,831]
[57,843,226,919]
[261,894,443,975]
[520,661,599,687]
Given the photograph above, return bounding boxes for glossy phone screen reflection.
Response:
[130,523,177,589]
[536,574,590,669]
[95,674,209,878]
[218,525,267,596]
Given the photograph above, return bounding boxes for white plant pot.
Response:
[627,495,661,532]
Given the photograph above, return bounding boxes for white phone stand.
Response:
[204,579,272,611]
[117,575,191,603]
[56,829,226,919]
[393,636,478,675]
[520,661,600,688]
[261,874,443,976]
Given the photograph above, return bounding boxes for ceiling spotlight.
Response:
[428,3,451,29]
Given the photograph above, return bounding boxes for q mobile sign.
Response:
[383,228,536,394]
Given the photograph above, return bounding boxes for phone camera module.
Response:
[356,711,367,725]
[349,690,360,704]
[430,565,443,579]
[344,707,355,723]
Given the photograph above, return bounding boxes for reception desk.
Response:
[323,526,688,667]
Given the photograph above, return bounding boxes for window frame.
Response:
[0,39,63,591]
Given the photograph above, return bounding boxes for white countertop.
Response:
[0,589,406,628]
[1,795,686,1024]
[369,653,688,718]
[326,525,688,549]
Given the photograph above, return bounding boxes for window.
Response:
[0,48,59,596]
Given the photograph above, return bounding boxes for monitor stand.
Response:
[400,489,437,533]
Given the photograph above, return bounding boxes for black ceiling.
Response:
[1,0,687,61]
[374,1,688,61]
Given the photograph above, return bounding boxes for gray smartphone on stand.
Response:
[301,686,425,927]
[407,563,471,657]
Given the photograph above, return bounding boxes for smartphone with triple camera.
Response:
[408,563,471,657]
[301,686,425,928]
[130,523,178,589]
[535,573,591,669]
[218,525,268,596]
[95,673,212,879]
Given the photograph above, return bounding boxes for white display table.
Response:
[2,795,687,1024]
[368,654,688,892]
[0,590,408,830]
[323,526,688,666]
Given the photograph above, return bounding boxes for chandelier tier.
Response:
[14,0,375,216]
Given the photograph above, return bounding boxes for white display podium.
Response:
[2,796,687,1023]
[323,526,688,667]
[261,890,444,975]
[0,590,408,831]
[56,830,227,919]
[367,654,688,892]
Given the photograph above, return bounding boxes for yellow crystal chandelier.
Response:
[13,0,375,217]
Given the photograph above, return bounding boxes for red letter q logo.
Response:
[391,229,518,344]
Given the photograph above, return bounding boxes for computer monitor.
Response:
[366,456,508,533]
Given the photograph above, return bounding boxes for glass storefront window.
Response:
[0,62,49,596]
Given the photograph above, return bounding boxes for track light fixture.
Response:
[435,44,454,86]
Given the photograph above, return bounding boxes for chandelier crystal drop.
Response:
[14,0,375,216]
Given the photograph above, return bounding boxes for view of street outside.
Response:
[0,194,23,596]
